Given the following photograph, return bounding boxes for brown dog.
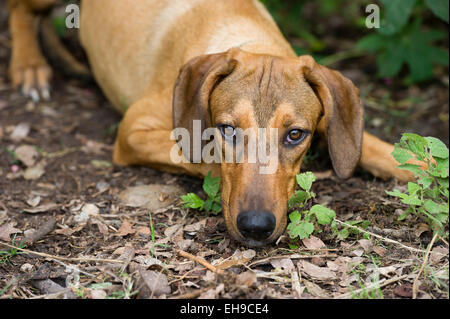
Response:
[8,0,417,247]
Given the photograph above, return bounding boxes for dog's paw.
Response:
[9,59,52,102]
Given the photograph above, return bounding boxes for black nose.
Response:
[237,211,276,241]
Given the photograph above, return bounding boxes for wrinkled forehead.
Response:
[210,55,323,129]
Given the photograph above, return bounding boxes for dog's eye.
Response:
[284,129,307,145]
[218,124,236,139]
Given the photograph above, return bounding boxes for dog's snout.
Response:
[237,210,276,241]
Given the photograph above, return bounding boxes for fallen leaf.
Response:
[15,145,39,167]
[236,271,257,287]
[23,163,45,180]
[302,235,326,250]
[378,265,397,277]
[270,258,295,272]
[115,220,136,237]
[430,246,448,264]
[10,123,30,141]
[184,220,206,233]
[22,203,59,214]
[26,195,41,207]
[118,184,184,210]
[300,261,336,280]
[373,246,387,257]
[358,239,373,253]
[214,249,256,269]
[136,227,151,236]
[74,203,99,223]
[139,269,171,297]
[415,223,431,238]
[394,283,413,298]
[303,280,329,298]
[0,223,22,241]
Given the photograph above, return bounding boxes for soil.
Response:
[0,2,448,300]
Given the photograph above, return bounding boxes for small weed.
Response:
[0,235,26,264]
[180,171,221,215]
[386,133,449,239]
[287,172,336,240]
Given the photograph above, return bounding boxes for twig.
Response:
[248,253,337,267]
[412,233,438,299]
[336,274,409,299]
[176,249,224,275]
[334,219,425,254]
[437,235,449,247]
[0,241,122,264]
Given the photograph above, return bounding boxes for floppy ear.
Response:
[301,55,364,178]
[172,50,238,162]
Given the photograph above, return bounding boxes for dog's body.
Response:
[8,0,418,246]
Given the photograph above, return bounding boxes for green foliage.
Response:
[180,171,222,215]
[0,235,26,265]
[287,172,336,240]
[386,134,449,238]
[357,0,449,83]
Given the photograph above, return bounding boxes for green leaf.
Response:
[425,0,449,22]
[401,133,428,159]
[287,221,315,239]
[424,199,446,215]
[357,34,385,52]
[296,172,316,191]
[397,164,422,176]
[203,171,220,198]
[311,205,336,225]
[379,0,418,35]
[425,137,449,159]
[289,210,301,223]
[288,190,310,208]
[180,193,204,210]
[401,194,422,206]
[391,146,413,164]
[408,182,421,195]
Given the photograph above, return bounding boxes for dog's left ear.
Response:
[300,55,364,178]
[172,49,239,162]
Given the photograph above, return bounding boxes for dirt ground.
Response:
[0,3,448,299]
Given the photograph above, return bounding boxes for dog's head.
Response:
[173,48,363,247]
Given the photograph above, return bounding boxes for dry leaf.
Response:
[0,222,22,241]
[270,258,295,272]
[302,235,326,250]
[15,145,39,167]
[139,269,171,297]
[10,123,30,141]
[22,203,59,214]
[303,280,329,298]
[300,260,336,280]
[115,220,136,237]
[430,246,448,264]
[23,163,45,180]
[358,239,373,253]
[236,271,257,287]
[373,246,387,257]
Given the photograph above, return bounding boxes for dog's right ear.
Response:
[172,49,239,162]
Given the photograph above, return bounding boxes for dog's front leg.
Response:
[113,96,220,178]
[8,0,54,101]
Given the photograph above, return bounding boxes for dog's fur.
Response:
[7,0,419,246]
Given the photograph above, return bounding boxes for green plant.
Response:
[180,171,222,215]
[0,235,26,264]
[287,172,336,239]
[357,0,449,83]
[386,133,449,238]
